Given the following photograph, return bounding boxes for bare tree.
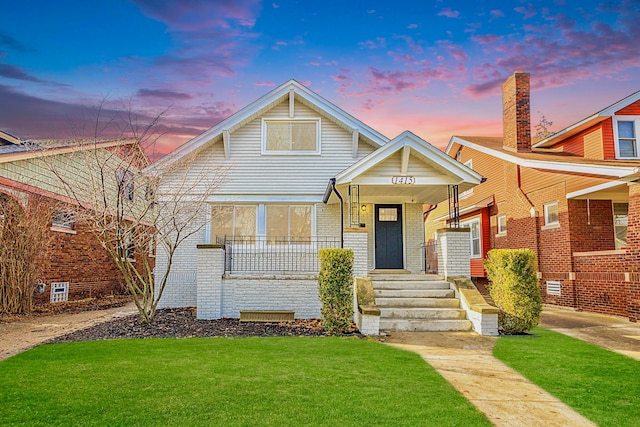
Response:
[534,111,555,139]
[35,101,227,323]
[0,193,52,314]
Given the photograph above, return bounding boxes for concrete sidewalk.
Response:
[385,331,595,427]
[540,305,640,361]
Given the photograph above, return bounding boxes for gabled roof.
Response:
[448,135,640,178]
[533,89,640,149]
[336,131,482,185]
[150,79,390,171]
[0,139,139,164]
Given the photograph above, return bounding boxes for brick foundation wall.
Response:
[574,252,629,318]
[626,183,640,321]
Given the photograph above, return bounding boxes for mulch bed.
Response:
[50,308,363,343]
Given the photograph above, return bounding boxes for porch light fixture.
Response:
[361,204,367,212]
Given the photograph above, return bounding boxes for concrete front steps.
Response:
[371,273,472,333]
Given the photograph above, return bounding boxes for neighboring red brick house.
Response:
[425,71,640,321]
[0,130,153,306]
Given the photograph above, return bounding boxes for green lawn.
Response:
[0,337,490,426]
[494,327,640,427]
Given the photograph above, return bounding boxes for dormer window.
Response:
[262,119,320,154]
[614,117,640,159]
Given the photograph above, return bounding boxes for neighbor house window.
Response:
[117,168,135,202]
[460,217,481,258]
[52,210,75,231]
[459,160,474,199]
[497,215,507,234]
[544,201,559,226]
[210,205,257,242]
[266,205,312,243]
[613,202,628,250]
[614,118,640,159]
[119,227,135,261]
[263,120,319,153]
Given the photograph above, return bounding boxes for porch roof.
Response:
[324,131,484,204]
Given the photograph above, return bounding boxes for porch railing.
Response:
[422,240,438,274]
[216,236,341,273]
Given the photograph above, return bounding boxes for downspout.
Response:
[322,178,344,248]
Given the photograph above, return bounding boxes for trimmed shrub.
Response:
[318,248,354,333]
[484,249,542,334]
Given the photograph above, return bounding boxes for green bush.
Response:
[484,249,542,334]
[318,248,354,333]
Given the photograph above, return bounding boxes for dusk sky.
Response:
[1,0,639,158]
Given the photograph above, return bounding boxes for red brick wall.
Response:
[502,71,531,152]
[574,253,628,318]
[568,199,615,253]
[626,183,640,321]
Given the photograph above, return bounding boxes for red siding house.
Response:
[425,71,640,321]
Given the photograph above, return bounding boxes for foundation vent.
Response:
[240,310,295,322]
[50,282,69,303]
[546,281,561,296]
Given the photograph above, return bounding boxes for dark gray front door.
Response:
[375,204,403,269]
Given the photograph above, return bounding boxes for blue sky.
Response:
[1,0,639,156]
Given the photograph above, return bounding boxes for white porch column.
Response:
[196,244,225,319]
[344,228,368,277]
[436,228,471,278]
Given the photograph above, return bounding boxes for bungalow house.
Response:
[151,80,495,334]
[424,71,640,322]
[0,131,151,307]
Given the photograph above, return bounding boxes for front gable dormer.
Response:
[533,90,640,161]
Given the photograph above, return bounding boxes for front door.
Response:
[375,204,403,269]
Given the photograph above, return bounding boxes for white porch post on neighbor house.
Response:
[344,228,368,277]
[436,228,471,278]
[196,244,225,319]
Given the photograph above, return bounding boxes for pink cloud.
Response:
[471,34,501,45]
[438,8,460,18]
[514,3,537,19]
[490,10,504,19]
[254,81,275,87]
[359,37,386,49]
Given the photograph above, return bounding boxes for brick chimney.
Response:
[502,70,531,152]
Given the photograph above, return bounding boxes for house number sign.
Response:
[391,176,415,184]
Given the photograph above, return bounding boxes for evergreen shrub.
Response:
[484,249,542,334]
[318,248,354,333]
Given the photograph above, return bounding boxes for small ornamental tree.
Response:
[318,248,354,333]
[484,249,542,334]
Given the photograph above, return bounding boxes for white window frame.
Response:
[460,217,482,259]
[211,204,315,245]
[117,168,135,202]
[613,202,628,250]
[51,210,77,234]
[459,160,474,199]
[497,214,507,235]
[261,118,321,155]
[613,116,640,159]
[543,201,559,227]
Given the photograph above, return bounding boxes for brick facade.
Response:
[502,71,531,152]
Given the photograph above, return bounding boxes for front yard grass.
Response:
[494,327,640,427]
[0,336,490,426]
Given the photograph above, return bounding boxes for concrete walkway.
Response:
[385,331,596,427]
[0,302,137,361]
[540,305,640,361]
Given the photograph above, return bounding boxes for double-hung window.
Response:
[544,201,559,227]
[117,168,135,202]
[613,202,628,250]
[461,218,481,258]
[262,120,320,154]
[614,117,640,159]
[211,205,257,243]
[497,214,507,235]
[266,205,312,244]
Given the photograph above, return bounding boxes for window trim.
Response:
[51,210,77,234]
[117,168,135,202]
[460,217,482,259]
[613,116,640,159]
[497,214,507,235]
[543,201,559,228]
[261,118,321,155]
[613,202,628,250]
